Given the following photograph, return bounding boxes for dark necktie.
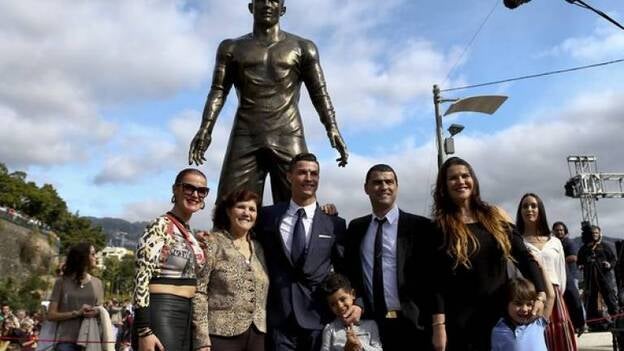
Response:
[291,208,306,266]
[373,217,388,317]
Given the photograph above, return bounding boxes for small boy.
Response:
[490,276,555,351]
[320,273,383,351]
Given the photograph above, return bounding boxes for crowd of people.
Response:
[0,305,41,351]
[0,300,135,351]
[1,151,620,351]
[4,153,620,351]
[0,206,51,233]
[124,152,620,351]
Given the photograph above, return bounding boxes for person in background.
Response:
[430,157,546,351]
[193,189,269,351]
[553,221,586,334]
[19,319,37,351]
[516,193,576,350]
[47,242,104,351]
[0,306,18,329]
[15,310,33,330]
[320,272,382,351]
[132,168,208,351]
[0,318,19,351]
[577,224,620,326]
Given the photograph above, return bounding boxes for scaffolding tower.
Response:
[565,155,624,226]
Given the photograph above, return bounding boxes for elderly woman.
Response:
[47,242,104,351]
[133,168,208,351]
[430,157,546,351]
[516,193,576,350]
[193,189,269,351]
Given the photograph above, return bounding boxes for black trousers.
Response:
[132,293,192,351]
[586,266,619,319]
[376,314,432,351]
[211,325,265,351]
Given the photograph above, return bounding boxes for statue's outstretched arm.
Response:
[301,40,349,167]
[189,40,235,166]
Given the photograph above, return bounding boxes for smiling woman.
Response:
[132,168,208,351]
[193,189,269,351]
[430,157,547,351]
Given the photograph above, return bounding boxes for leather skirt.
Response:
[133,293,192,351]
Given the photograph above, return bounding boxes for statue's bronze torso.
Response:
[224,32,312,145]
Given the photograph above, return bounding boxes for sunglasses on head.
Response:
[177,182,210,198]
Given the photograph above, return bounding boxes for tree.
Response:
[0,275,49,311]
[100,255,135,299]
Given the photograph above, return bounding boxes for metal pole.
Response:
[433,84,444,169]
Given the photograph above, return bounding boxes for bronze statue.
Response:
[188,0,348,204]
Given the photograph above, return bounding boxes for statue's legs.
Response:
[216,136,307,205]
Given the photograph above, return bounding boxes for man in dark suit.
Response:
[256,153,360,351]
[344,164,434,350]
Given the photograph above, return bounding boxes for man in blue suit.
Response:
[256,153,360,351]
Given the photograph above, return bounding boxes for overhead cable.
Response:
[441,58,624,92]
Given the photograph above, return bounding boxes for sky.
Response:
[1,0,623,238]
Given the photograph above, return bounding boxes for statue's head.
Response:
[248,0,286,26]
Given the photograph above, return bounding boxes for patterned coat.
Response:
[192,230,269,349]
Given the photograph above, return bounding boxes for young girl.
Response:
[320,273,382,351]
[491,276,555,351]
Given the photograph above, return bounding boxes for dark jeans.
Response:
[267,314,322,351]
[586,267,619,320]
[211,325,265,351]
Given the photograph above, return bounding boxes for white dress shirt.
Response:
[279,200,317,256]
[360,205,401,311]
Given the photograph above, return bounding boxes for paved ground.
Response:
[578,332,615,350]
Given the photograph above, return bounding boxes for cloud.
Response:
[315,90,624,237]
[544,19,624,61]
[93,109,231,185]
[0,0,211,168]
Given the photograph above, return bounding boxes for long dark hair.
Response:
[62,242,93,285]
[213,189,260,231]
[516,193,550,236]
[432,157,512,269]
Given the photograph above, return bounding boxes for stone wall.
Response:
[0,218,60,279]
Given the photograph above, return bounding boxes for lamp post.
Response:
[433,84,508,168]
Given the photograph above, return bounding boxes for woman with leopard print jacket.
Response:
[192,189,269,351]
[132,168,208,351]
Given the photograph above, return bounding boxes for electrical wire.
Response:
[440,58,624,92]
[569,0,624,31]
[443,0,500,85]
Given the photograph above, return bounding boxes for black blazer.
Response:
[256,202,347,330]
[343,209,434,329]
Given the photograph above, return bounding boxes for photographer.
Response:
[577,224,619,325]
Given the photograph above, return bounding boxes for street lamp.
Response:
[444,124,465,155]
[433,84,508,168]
